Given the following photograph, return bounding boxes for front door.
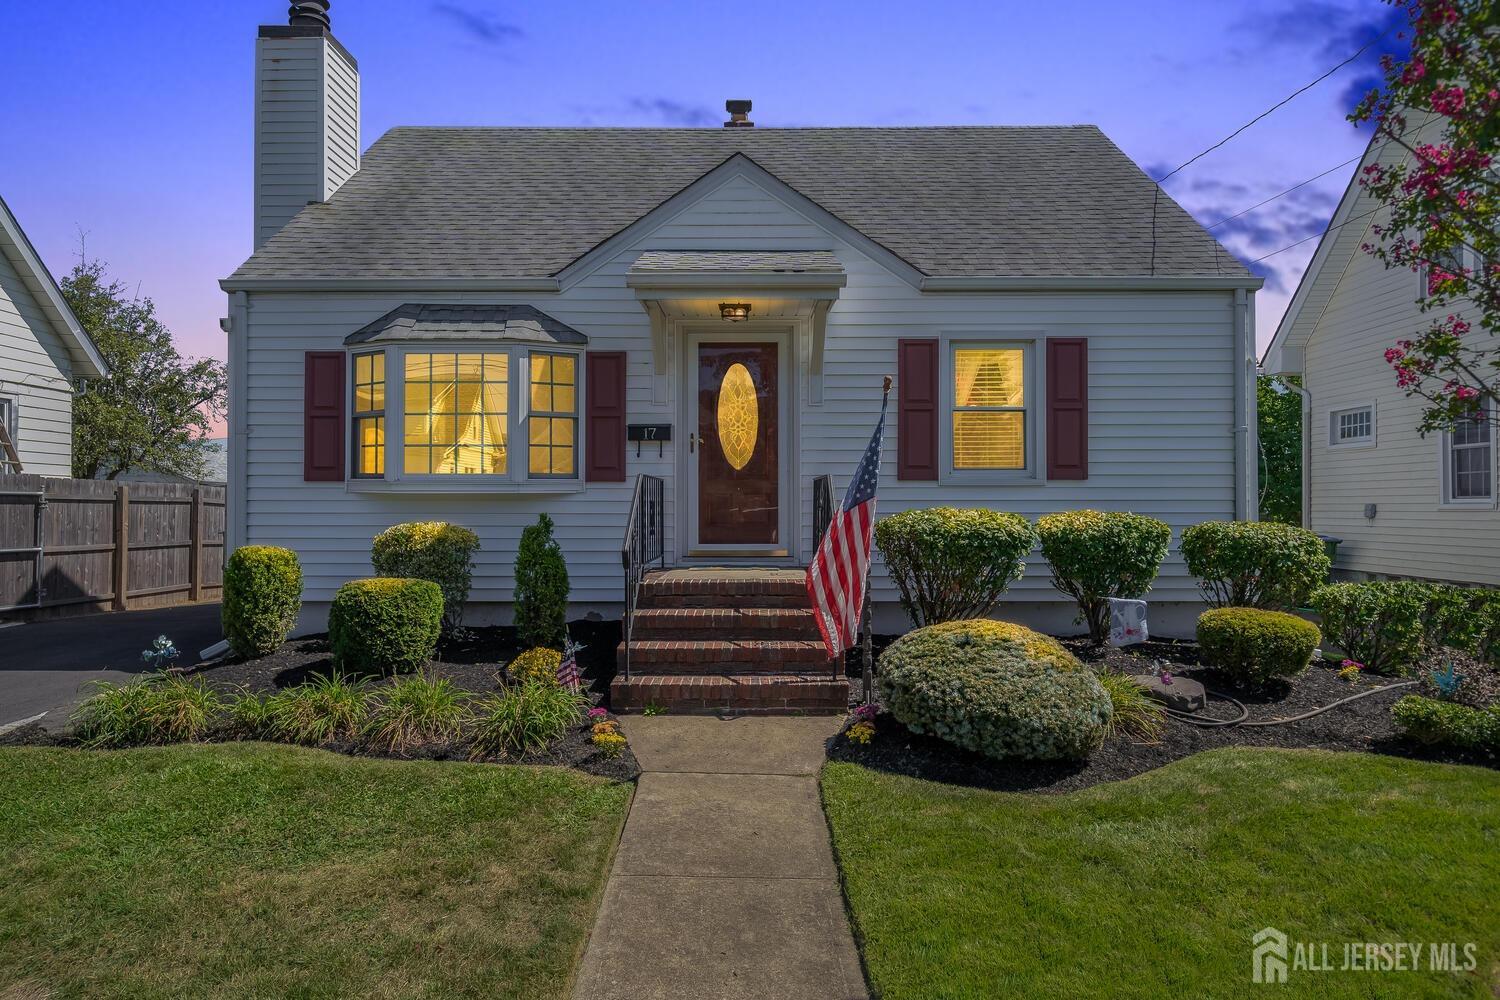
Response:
[691,339,783,552]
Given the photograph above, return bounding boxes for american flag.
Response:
[556,638,582,692]
[807,386,889,658]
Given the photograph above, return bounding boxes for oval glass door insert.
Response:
[716,362,759,471]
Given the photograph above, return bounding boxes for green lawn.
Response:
[0,744,631,999]
[824,749,1500,1000]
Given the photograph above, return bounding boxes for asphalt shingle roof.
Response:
[630,250,844,274]
[229,126,1249,281]
[343,303,588,344]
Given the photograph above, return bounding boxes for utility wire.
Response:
[1250,206,1381,263]
[1204,154,1363,230]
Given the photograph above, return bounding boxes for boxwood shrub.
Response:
[1310,581,1426,675]
[1392,695,1500,754]
[371,521,480,629]
[1196,607,1320,687]
[1035,510,1171,643]
[1179,520,1330,609]
[222,545,303,657]
[874,507,1038,626]
[514,513,570,649]
[876,619,1112,761]
[328,578,443,674]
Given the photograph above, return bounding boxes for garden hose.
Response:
[1163,681,1418,728]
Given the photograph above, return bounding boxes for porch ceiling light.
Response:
[718,302,752,323]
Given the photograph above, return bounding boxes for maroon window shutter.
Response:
[303,351,345,482]
[585,351,627,482]
[1046,338,1088,480]
[897,339,939,481]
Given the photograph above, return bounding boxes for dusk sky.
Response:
[1,0,1403,425]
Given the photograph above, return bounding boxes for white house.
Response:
[1262,131,1497,587]
[0,195,106,476]
[223,5,1260,710]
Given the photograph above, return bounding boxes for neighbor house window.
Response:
[352,352,385,477]
[403,352,509,476]
[527,352,577,477]
[1329,404,1374,447]
[1443,401,1493,504]
[951,345,1027,471]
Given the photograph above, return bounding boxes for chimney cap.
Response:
[288,1,331,28]
[724,99,754,128]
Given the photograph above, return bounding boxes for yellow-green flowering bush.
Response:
[509,647,562,687]
[874,507,1037,626]
[876,619,1112,761]
[1036,510,1170,643]
[371,521,479,629]
[1179,520,1329,609]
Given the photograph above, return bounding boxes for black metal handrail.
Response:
[620,473,665,681]
[813,474,834,550]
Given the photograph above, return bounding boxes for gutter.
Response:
[218,276,563,293]
[920,275,1265,292]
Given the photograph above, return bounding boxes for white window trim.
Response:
[1327,401,1377,450]
[1438,401,1496,509]
[344,342,586,494]
[938,333,1041,484]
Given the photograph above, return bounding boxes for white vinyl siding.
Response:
[235,171,1243,619]
[0,248,73,476]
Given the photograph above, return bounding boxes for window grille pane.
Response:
[403,352,508,475]
[954,349,1024,407]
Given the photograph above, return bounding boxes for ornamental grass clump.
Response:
[263,672,370,746]
[72,674,224,748]
[874,507,1038,626]
[876,619,1112,761]
[328,577,444,673]
[1093,670,1165,743]
[1196,608,1321,688]
[1179,520,1330,610]
[1309,581,1426,676]
[362,673,468,752]
[514,513,570,649]
[1035,510,1171,643]
[370,521,480,630]
[222,545,303,657]
[469,681,585,759]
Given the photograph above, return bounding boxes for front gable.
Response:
[554,154,925,290]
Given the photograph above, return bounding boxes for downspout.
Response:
[225,290,250,554]
[1232,288,1253,520]
[1288,379,1312,530]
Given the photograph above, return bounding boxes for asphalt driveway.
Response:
[0,603,223,731]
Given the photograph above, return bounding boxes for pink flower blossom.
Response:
[1456,386,1480,401]
[1430,86,1466,115]
[1385,347,1406,364]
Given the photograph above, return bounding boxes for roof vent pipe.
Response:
[724,100,754,128]
[288,1,331,28]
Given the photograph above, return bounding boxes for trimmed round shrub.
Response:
[371,521,480,629]
[1392,695,1500,753]
[328,578,443,673]
[1035,510,1171,643]
[509,647,562,687]
[222,545,303,657]
[876,619,1112,761]
[1196,607,1320,687]
[1180,520,1330,609]
[1309,581,1425,676]
[514,513,570,649]
[874,507,1038,627]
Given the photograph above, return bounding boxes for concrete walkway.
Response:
[573,716,867,1000]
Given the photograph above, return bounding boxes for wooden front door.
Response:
[695,341,780,547]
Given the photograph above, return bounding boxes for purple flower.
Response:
[587,707,609,720]
[1160,671,1174,685]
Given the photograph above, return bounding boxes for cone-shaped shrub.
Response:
[222,545,303,657]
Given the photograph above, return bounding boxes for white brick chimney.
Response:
[253,1,360,249]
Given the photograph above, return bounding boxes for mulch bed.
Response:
[828,636,1494,794]
[2,620,640,783]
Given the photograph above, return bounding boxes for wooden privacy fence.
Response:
[0,474,225,618]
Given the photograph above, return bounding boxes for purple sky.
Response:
[1,0,1402,431]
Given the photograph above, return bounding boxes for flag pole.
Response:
[862,375,893,705]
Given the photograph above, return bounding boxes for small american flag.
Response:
[807,383,889,658]
[556,639,583,692]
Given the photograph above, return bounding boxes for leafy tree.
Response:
[1257,374,1303,525]
[1350,0,1499,433]
[61,257,226,480]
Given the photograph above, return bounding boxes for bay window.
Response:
[352,352,385,477]
[947,342,1031,476]
[527,353,578,477]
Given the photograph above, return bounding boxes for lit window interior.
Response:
[353,352,385,476]
[528,353,577,477]
[953,348,1025,470]
[403,353,508,475]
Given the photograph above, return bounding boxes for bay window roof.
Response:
[343,303,588,346]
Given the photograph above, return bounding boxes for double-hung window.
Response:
[949,342,1030,474]
[349,344,580,486]
[1442,401,1494,505]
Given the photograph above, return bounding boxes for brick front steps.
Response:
[612,569,848,715]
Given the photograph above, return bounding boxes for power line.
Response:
[1156,30,1392,184]
[1205,154,1363,230]
[1250,206,1380,263]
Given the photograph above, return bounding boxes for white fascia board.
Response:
[920,275,1263,292]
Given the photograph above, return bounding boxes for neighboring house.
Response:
[0,195,106,476]
[1262,130,1497,587]
[223,7,1261,643]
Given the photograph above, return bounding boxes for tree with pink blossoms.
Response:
[1351,0,1499,433]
